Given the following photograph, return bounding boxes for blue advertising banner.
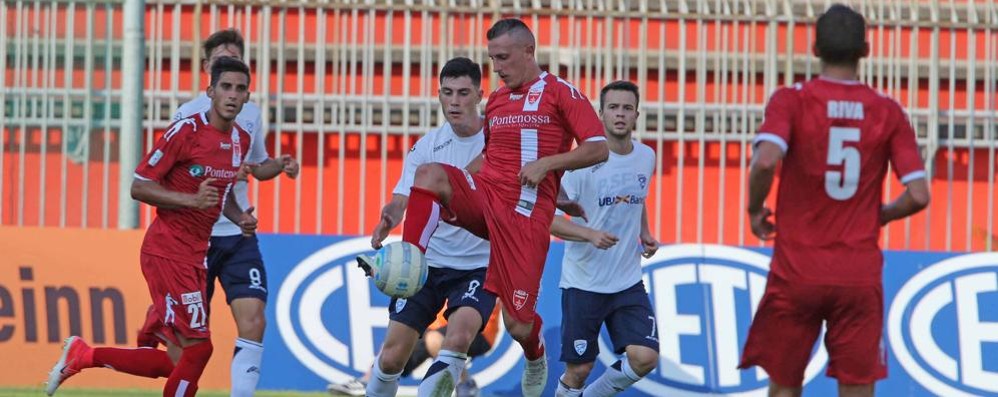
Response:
[256,234,998,396]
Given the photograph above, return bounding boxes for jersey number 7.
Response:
[826,127,860,200]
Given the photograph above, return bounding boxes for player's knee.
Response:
[441,328,476,353]
[627,347,659,376]
[564,362,595,387]
[505,321,532,342]
[413,163,447,191]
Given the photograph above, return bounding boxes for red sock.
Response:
[520,313,546,361]
[164,341,213,397]
[402,187,442,252]
[92,347,174,378]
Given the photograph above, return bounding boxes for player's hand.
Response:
[518,158,550,188]
[556,200,588,222]
[238,206,258,237]
[280,155,300,179]
[191,178,220,209]
[587,230,619,250]
[370,212,397,249]
[640,232,659,258]
[236,163,256,182]
[749,207,775,240]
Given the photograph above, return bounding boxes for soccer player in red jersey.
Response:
[44,57,258,397]
[738,5,931,397]
[361,19,608,396]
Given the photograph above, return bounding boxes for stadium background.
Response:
[1,0,996,396]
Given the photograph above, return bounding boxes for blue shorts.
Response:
[389,266,496,336]
[206,235,268,305]
[560,281,660,363]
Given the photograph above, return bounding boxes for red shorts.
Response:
[138,252,211,347]
[739,275,886,386]
[440,164,551,323]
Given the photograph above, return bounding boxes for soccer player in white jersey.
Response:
[357,57,497,397]
[549,81,661,397]
[168,29,299,397]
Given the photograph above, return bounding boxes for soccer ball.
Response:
[369,241,428,298]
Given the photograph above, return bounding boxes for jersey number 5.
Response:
[825,127,860,200]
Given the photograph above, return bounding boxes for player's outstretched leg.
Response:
[45,336,176,396]
[402,163,455,252]
[583,345,658,397]
[164,338,213,397]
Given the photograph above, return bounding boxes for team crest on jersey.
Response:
[188,164,205,177]
[512,289,529,311]
[524,90,543,112]
[574,340,588,356]
[395,298,407,313]
[637,174,648,189]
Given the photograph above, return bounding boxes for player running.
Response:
[364,18,609,396]
[738,5,930,397]
[171,28,299,397]
[45,57,258,397]
[549,81,660,397]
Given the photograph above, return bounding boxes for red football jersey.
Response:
[480,72,604,223]
[134,112,252,267]
[756,77,925,286]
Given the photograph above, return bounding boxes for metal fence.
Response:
[2,0,997,252]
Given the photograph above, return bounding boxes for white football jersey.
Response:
[393,122,490,270]
[173,94,267,237]
[559,141,656,293]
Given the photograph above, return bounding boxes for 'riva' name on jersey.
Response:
[204,166,238,179]
[827,100,864,120]
[488,114,552,128]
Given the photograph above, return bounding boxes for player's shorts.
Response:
[138,252,211,346]
[440,164,551,324]
[388,266,497,336]
[205,234,268,304]
[738,275,886,386]
[560,281,660,363]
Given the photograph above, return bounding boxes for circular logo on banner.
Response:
[888,253,998,397]
[275,237,522,391]
[596,244,828,396]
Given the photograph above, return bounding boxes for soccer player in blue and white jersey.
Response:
[550,80,661,397]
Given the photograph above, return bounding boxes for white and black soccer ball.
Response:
[370,241,428,298]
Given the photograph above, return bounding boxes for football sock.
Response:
[92,347,174,378]
[229,338,263,397]
[417,349,467,397]
[164,340,213,397]
[520,313,546,361]
[403,187,442,252]
[583,358,642,397]
[555,375,584,397]
[366,359,401,397]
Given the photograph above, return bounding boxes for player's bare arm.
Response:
[880,178,930,225]
[747,140,784,240]
[131,177,220,210]
[640,204,658,258]
[245,154,300,180]
[555,187,588,221]
[222,188,257,236]
[550,216,618,250]
[518,140,608,187]
[371,194,408,249]
[466,153,484,174]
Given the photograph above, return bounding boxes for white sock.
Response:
[366,359,402,397]
[417,349,467,397]
[583,358,642,397]
[230,338,263,397]
[555,374,584,397]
